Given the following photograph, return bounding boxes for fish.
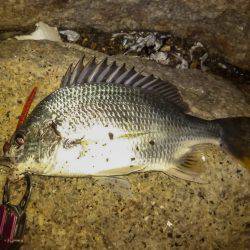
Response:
[1,55,250,182]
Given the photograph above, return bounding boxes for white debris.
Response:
[15,22,62,42]
[122,32,165,54]
[176,60,188,69]
[200,53,209,71]
[59,30,80,42]
[160,44,171,52]
[112,32,127,38]
[150,52,170,65]
[167,221,173,227]
[174,54,189,69]
[190,42,204,61]
[218,62,227,69]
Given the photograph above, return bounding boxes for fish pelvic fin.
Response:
[164,144,212,183]
[215,117,250,170]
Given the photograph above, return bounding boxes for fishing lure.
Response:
[0,174,31,249]
[0,87,36,249]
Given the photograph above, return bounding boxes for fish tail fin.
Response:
[215,117,250,170]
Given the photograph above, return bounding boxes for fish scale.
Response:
[47,85,170,131]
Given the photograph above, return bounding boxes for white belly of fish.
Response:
[46,125,143,176]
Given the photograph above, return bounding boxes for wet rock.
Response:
[0,40,249,249]
[0,0,249,70]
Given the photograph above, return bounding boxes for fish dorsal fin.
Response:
[61,55,189,111]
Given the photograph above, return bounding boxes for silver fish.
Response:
[2,55,250,182]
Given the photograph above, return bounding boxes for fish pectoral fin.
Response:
[96,165,146,176]
[165,144,211,183]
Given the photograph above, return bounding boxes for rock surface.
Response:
[0,0,249,70]
[0,40,249,249]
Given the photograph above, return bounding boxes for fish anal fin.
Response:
[177,144,208,174]
[165,144,212,183]
[93,176,133,198]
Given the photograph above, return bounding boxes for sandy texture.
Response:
[0,40,249,249]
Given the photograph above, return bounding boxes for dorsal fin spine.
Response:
[141,79,159,89]
[88,58,107,83]
[96,61,117,82]
[116,67,136,84]
[61,63,73,87]
[106,64,126,83]
[124,72,142,86]
[133,75,155,87]
[69,56,84,85]
[76,57,96,84]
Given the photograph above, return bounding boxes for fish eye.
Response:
[15,133,25,146]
